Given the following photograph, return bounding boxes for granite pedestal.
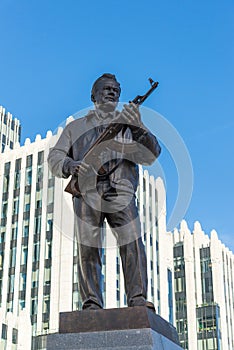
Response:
[47,307,182,350]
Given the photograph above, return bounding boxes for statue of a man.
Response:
[48,73,161,310]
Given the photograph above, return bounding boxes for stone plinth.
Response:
[47,307,182,350]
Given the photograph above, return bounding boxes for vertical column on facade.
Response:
[230,252,234,349]
[56,178,74,312]
[105,227,118,309]
[39,132,55,333]
[155,176,169,319]
[209,229,228,348]
[12,148,26,318]
[50,127,74,315]
[138,166,144,242]
[6,113,11,147]
[225,246,234,349]
[44,125,82,324]
[193,222,204,308]
[0,150,5,308]
[118,246,126,307]
[24,141,37,318]
[143,170,151,301]
[36,146,46,335]
[228,254,234,349]
[149,175,158,310]
[17,310,31,349]
[1,153,15,314]
[182,220,197,350]
[100,224,106,308]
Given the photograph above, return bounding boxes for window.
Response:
[9,247,17,268]
[11,226,18,241]
[34,216,41,234]
[1,203,8,218]
[44,267,51,285]
[13,199,19,215]
[33,242,40,262]
[13,173,20,190]
[20,246,28,265]
[12,328,18,344]
[31,297,38,315]
[47,187,54,204]
[2,324,7,339]
[43,295,50,314]
[45,241,52,260]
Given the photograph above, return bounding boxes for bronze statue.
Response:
[48,73,161,310]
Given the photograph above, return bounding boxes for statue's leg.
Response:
[73,195,104,309]
[105,191,148,306]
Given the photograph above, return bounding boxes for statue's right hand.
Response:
[68,160,91,177]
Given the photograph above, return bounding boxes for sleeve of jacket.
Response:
[124,125,161,165]
[47,124,74,178]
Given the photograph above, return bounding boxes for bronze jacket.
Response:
[47,110,161,196]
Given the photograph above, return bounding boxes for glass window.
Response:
[20,246,28,265]
[44,267,51,285]
[14,172,21,190]
[23,225,29,237]
[11,225,18,241]
[37,151,44,165]
[36,167,43,184]
[1,324,7,340]
[25,168,32,186]
[31,297,38,315]
[47,217,53,232]
[34,216,41,234]
[13,199,19,215]
[33,242,40,262]
[0,231,5,244]
[24,193,31,211]
[32,270,39,288]
[19,273,27,291]
[9,247,17,268]
[47,187,54,204]
[26,155,32,167]
[8,274,15,293]
[0,251,4,270]
[12,328,18,344]
[45,241,52,260]
[43,295,50,313]
[19,300,25,310]
[1,203,8,218]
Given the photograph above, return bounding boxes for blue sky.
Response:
[0,0,233,251]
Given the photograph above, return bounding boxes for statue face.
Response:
[93,79,120,113]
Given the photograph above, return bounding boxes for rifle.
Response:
[64,78,159,196]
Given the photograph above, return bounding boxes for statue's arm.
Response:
[121,126,161,165]
[47,125,74,178]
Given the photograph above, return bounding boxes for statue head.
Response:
[91,73,121,113]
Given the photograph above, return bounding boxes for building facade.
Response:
[0,111,233,350]
[173,220,234,350]
[0,117,173,349]
[0,106,21,152]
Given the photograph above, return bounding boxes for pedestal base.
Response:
[47,328,182,349]
[47,307,182,350]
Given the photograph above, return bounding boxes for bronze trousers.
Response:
[73,180,148,309]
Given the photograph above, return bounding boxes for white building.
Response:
[0,117,173,349]
[0,109,233,350]
[0,106,21,152]
[172,220,234,350]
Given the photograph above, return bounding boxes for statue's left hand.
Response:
[119,103,142,131]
